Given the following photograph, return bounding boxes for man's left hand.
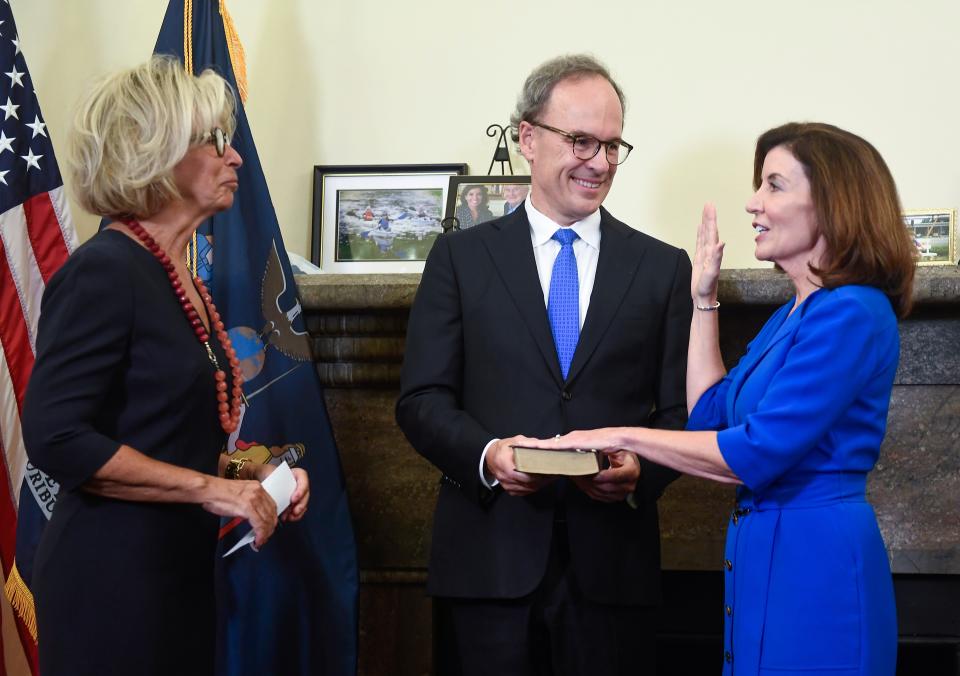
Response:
[571,450,640,503]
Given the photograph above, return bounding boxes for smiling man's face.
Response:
[519,75,623,226]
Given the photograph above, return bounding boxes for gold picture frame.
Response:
[904,209,957,266]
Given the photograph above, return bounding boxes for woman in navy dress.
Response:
[533,122,915,674]
[22,56,310,675]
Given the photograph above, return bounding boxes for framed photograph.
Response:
[312,163,467,272]
[904,209,957,265]
[444,175,532,231]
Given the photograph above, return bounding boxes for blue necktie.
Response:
[548,228,580,380]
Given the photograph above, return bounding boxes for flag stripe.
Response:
[0,440,19,574]
[0,349,26,510]
[1,205,44,356]
[0,235,35,411]
[24,192,69,284]
[46,187,77,258]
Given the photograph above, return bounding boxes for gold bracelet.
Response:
[696,301,720,311]
[224,457,249,480]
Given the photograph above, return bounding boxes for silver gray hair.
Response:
[509,54,626,142]
[67,54,237,219]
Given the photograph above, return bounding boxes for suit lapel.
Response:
[566,210,644,383]
[482,210,564,385]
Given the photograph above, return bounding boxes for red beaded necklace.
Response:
[125,220,243,435]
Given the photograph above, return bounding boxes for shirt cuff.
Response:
[479,438,500,490]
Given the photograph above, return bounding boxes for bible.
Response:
[511,445,603,476]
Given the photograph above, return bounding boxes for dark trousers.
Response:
[444,520,657,676]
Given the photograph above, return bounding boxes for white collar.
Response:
[524,195,601,250]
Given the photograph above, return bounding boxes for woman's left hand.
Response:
[282,468,310,523]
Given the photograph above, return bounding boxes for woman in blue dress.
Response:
[533,122,915,675]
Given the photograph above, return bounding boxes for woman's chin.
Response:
[213,195,236,213]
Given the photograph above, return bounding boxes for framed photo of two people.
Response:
[442,176,532,233]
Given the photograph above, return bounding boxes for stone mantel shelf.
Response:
[303,265,960,576]
[296,267,960,311]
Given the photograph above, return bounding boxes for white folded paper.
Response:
[222,461,297,558]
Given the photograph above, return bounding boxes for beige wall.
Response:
[12,0,960,268]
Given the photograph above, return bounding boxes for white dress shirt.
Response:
[479,196,602,488]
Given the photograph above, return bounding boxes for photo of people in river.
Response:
[335,188,444,261]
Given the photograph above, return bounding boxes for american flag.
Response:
[0,2,77,673]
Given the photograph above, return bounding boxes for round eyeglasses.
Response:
[530,121,633,165]
[202,127,231,158]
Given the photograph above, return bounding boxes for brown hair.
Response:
[754,122,915,317]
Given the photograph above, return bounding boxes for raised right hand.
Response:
[201,478,278,549]
[485,435,555,497]
[692,203,724,304]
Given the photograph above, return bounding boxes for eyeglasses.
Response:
[530,121,633,165]
[201,127,231,158]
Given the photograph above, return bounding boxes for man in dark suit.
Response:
[396,54,692,676]
[502,183,529,215]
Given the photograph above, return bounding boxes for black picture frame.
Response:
[311,163,468,271]
[443,175,532,231]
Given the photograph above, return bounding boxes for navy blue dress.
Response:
[22,229,229,676]
[454,204,494,229]
[688,286,898,675]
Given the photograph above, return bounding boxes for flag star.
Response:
[0,170,8,185]
[26,115,46,138]
[0,130,13,154]
[0,97,18,120]
[11,35,19,55]
[20,148,42,171]
[5,65,23,88]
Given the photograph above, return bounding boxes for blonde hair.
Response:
[67,54,237,219]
